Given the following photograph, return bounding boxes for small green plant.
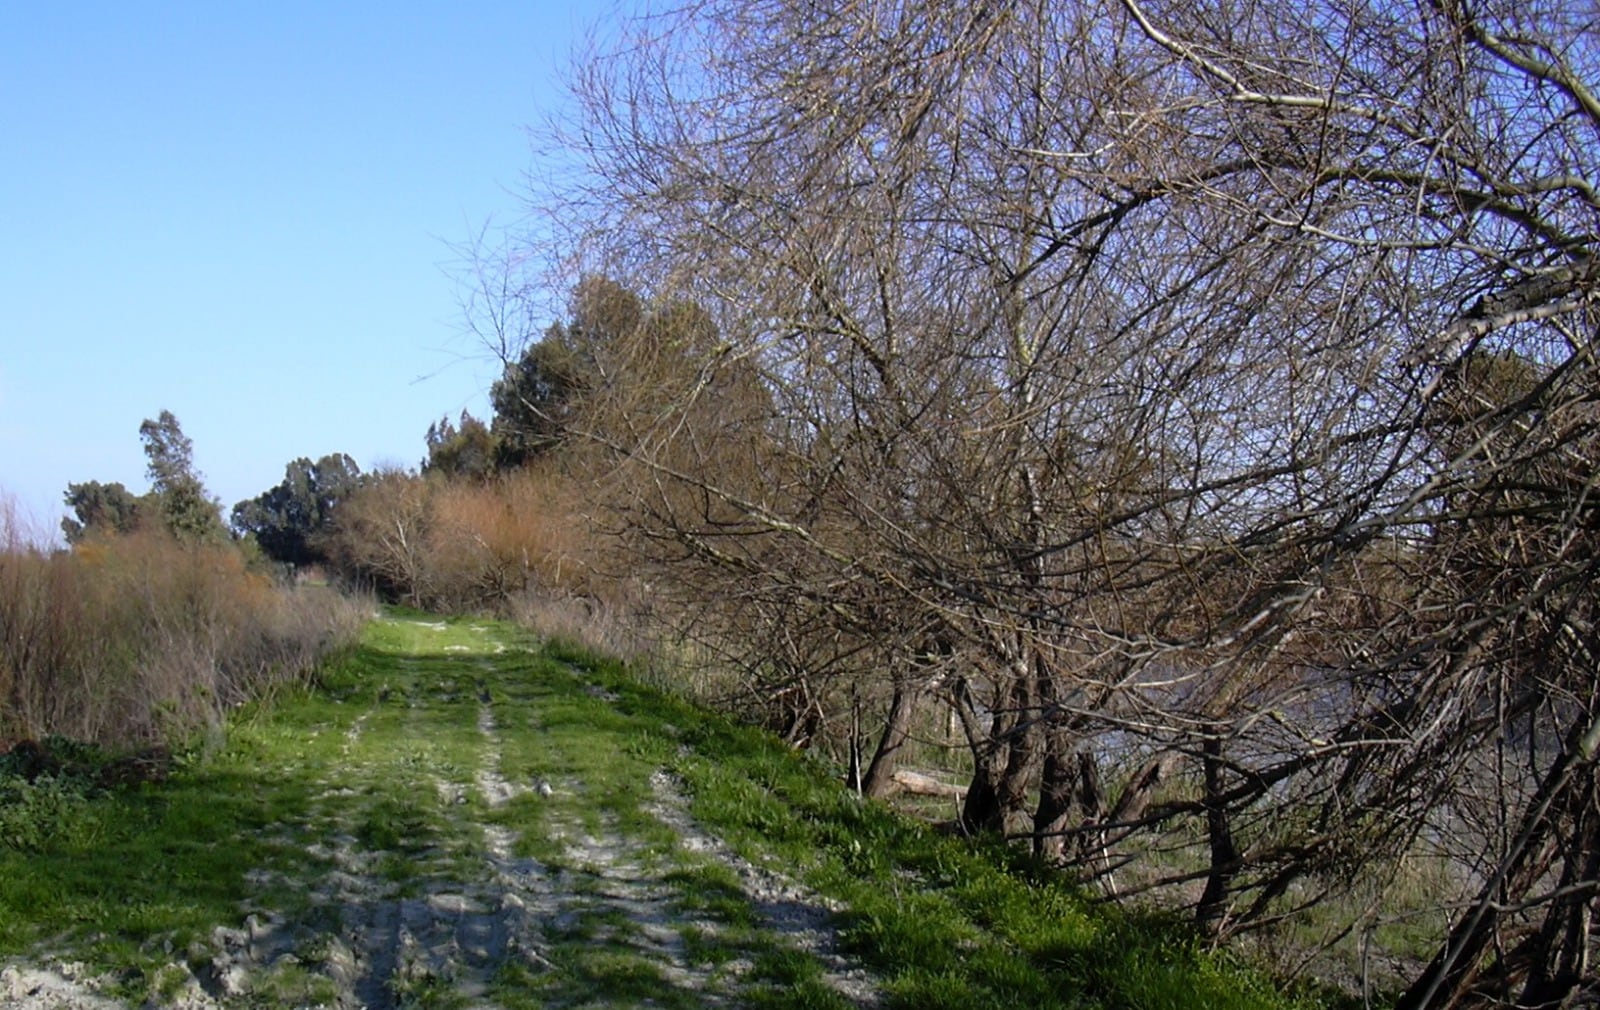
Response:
[0,773,104,853]
[391,965,468,1010]
[253,959,342,1007]
[667,864,757,927]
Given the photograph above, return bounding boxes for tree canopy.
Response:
[60,480,144,544]
[63,412,224,546]
[138,411,225,544]
[231,453,364,566]
[423,413,496,481]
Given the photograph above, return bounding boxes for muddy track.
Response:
[0,617,878,1010]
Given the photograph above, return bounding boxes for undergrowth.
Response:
[0,511,368,748]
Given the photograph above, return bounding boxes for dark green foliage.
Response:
[231,453,363,565]
[138,411,226,544]
[60,412,224,545]
[0,772,104,854]
[0,738,150,854]
[423,411,497,479]
[488,276,637,467]
[489,334,587,466]
[60,480,145,543]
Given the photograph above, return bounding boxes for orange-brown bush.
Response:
[0,501,366,749]
[323,464,597,614]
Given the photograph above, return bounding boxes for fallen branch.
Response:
[890,769,969,799]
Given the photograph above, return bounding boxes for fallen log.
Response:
[890,769,968,799]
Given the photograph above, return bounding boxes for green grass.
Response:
[0,612,493,997]
[0,609,1342,1009]
[0,764,314,984]
[544,639,1336,1010]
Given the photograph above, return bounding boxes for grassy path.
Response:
[0,613,1336,1010]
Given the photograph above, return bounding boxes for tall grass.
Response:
[0,501,366,749]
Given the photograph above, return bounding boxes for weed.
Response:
[678,925,741,968]
[391,966,468,1010]
[0,773,104,853]
[544,947,698,1009]
[0,522,366,749]
[253,959,342,1007]
[667,864,757,927]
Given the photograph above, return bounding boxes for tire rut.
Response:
[2,618,881,1009]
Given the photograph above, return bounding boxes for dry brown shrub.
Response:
[319,469,432,605]
[425,468,594,611]
[0,499,365,749]
[505,581,661,668]
[324,463,600,615]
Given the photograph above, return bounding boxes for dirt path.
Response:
[0,615,878,1010]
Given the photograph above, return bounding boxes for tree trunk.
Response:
[990,653,1044,833]
[1073,753,1105,856]
[860,685,919,799]
[961,721,1039,836]
[994,720,1040,831]
[961,750,1007,834]
[847,687,863,794]
[1033,724,1078,863]
[781,701,820,749]
[1195,732,1238,936]
[1518,792,1599,1009]
[1104,754,1176,830]
[961,664,1036,835]
[891,768,967,798]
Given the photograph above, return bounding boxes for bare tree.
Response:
[524,0,1600,1003]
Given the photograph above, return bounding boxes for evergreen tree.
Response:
[139,411,225,543]
[423,412,497,480]
[232,453,363,565]
[488,277,633,467]
[60,480,145,544]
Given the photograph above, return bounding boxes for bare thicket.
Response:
[516,1,1600,1004]
[0,502,366,749]
[322,465,596,614]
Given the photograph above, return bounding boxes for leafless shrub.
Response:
[0,498,365,750]
[322,464,599,616]
[505,583,662,667]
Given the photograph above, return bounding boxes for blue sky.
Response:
[1,3,587,539]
